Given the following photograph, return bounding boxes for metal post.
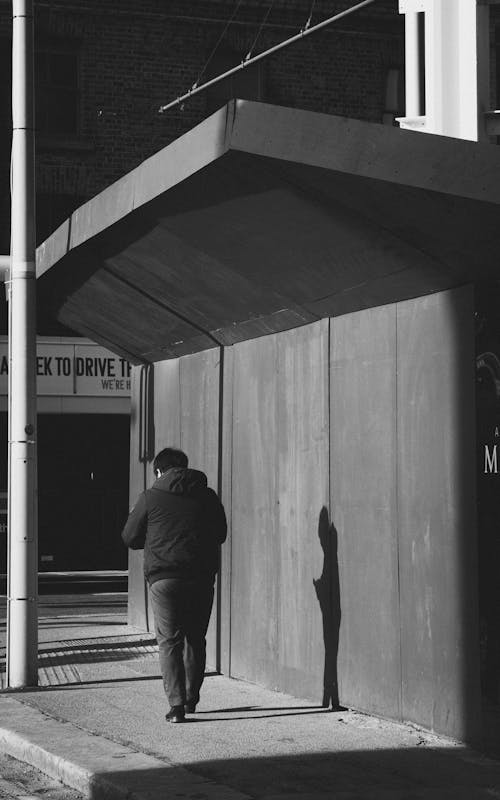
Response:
[7,0,38,688]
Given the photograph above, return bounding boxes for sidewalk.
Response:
[1,595,500,800]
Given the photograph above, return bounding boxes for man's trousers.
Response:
[149,577,215,708]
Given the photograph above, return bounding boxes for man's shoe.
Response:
[165,705,185,723]
[184,701,197,714]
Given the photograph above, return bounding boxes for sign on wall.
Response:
[0,338,131,397]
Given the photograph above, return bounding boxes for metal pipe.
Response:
[159,0,378,114]
[7,0,38,689]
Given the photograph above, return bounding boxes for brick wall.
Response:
[0,1,402,248]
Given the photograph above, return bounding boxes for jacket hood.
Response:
[152,467,208,495]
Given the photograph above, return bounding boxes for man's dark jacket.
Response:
[121,467,227,585]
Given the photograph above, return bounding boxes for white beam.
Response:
[404,11,422,117]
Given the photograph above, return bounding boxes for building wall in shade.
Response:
[476,283,500,712]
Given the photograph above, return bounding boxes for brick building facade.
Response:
[0,0,408,587]
[0,0,404,310]
[3,0,500,300]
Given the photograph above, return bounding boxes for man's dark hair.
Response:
[153,447,188,474]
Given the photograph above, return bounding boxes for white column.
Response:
[399,0,490,141]
[405,11,422,118]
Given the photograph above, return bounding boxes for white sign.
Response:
[74,344,131,396]
[0,338,131,397]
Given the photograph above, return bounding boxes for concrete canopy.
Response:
[37,100,500,364]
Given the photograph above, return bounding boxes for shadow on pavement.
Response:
[194,705,329,714]
[88,748,500,800]
[0,635,158,690]
[36,619,127,626]
[4,675,162,691]
[38,638,156,655]
[184,708,334,722]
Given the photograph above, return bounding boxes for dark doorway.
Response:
[36,414,129,572]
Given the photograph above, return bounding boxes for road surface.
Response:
[0,752,83,799]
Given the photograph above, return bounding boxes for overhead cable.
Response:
[305,0,317,30]
[246,0,276,61]
[159,0,377,114]
[193,0,244,91]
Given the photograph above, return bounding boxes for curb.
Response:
[0,695,249,800]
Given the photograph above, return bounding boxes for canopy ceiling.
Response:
[37,100,500,364]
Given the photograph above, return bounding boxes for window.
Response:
[417,11,426,116]
[382,68,405,126]
[205,47,264,115]
[36,43,80,138]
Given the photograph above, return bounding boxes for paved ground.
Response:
[0,594,499,800]
[0,752,84,800]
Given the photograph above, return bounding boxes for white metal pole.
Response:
[405,11,421,117]
[7,0,38,688]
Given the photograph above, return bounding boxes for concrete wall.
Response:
[127,351,221,667]
[229,321,330,698]
[128,285,481,742]
[330,289,480,740]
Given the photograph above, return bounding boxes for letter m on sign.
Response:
[484,445,498,474]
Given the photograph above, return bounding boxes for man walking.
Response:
[122,447,227,723]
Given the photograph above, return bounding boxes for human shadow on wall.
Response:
[313,506,341,710]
